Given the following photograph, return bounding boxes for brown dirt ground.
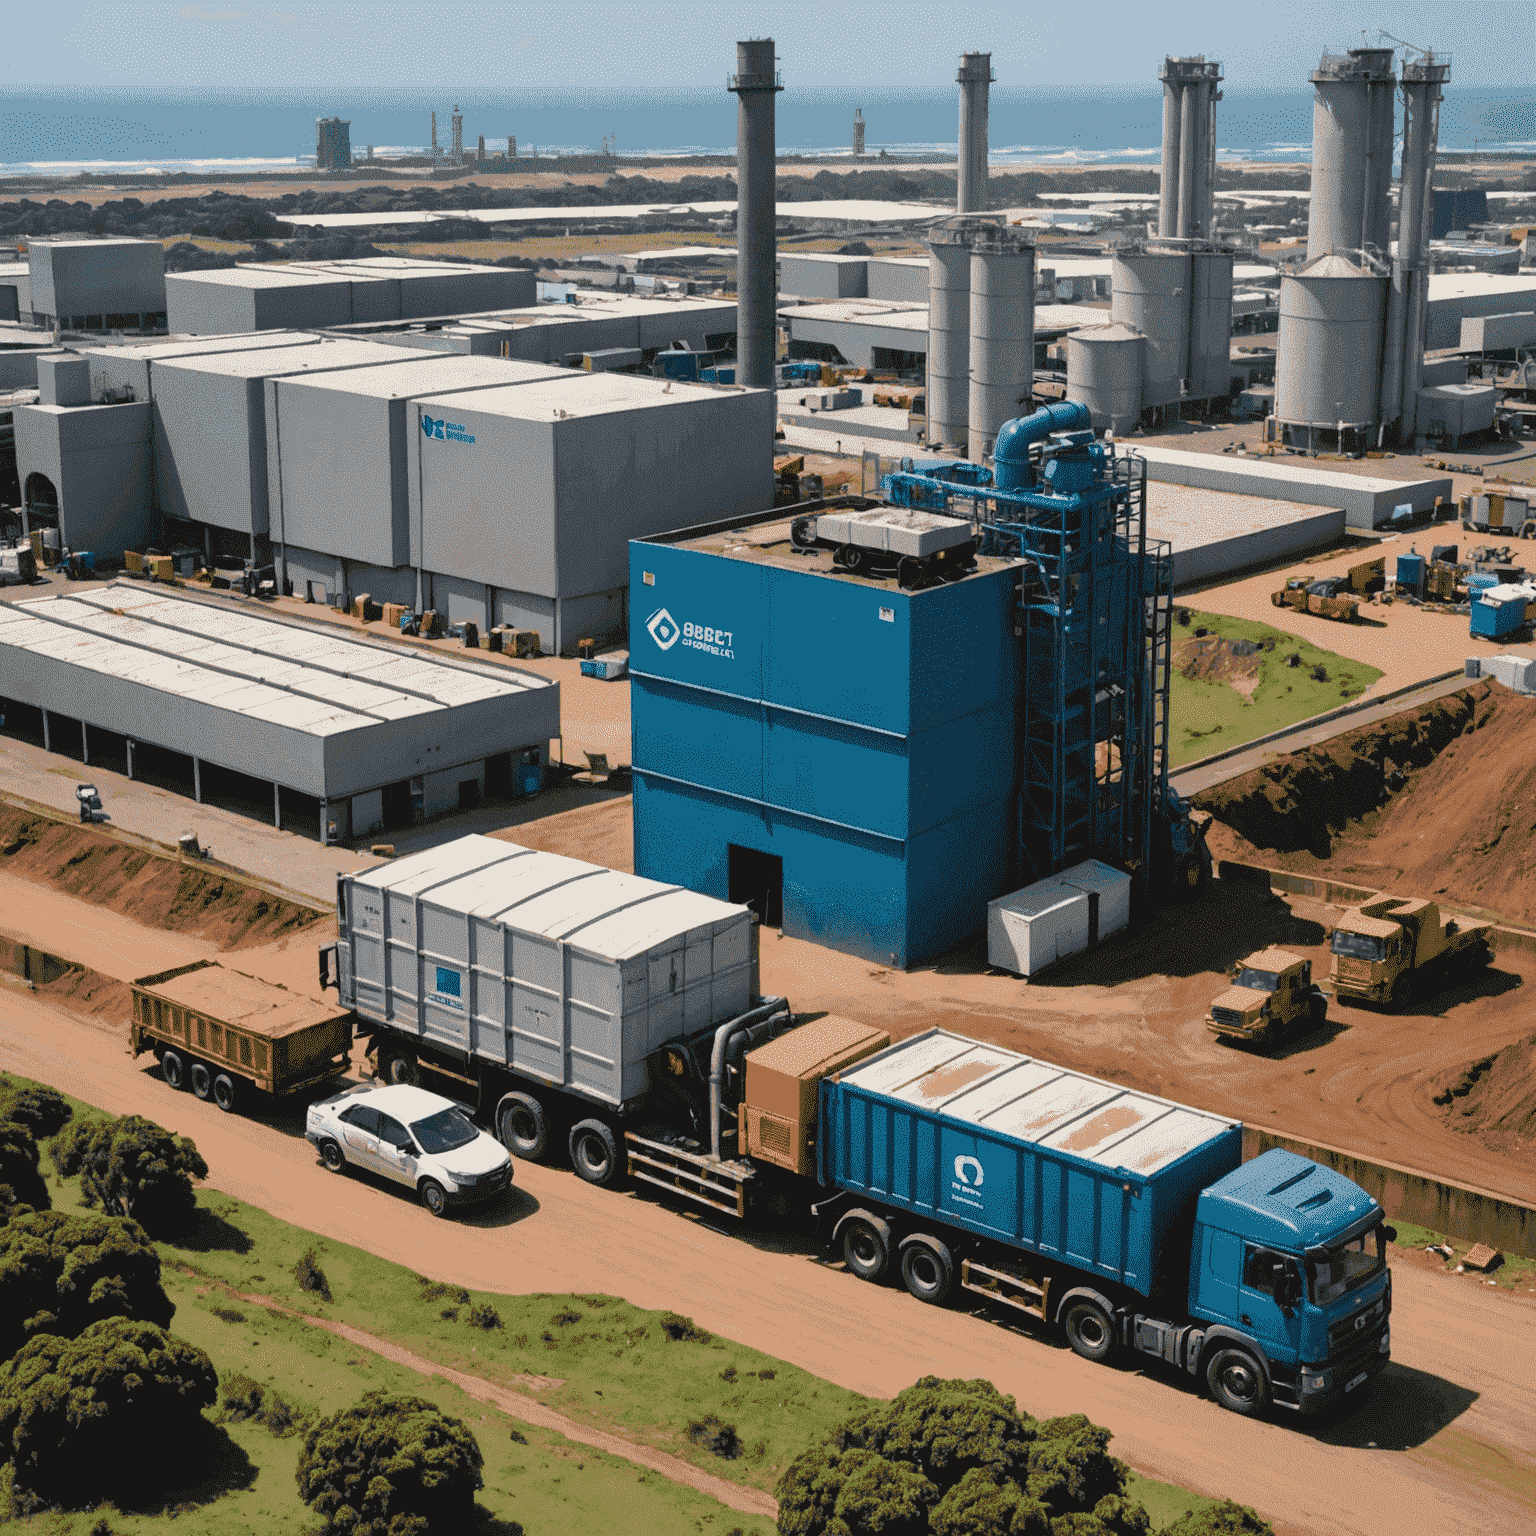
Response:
[0,947,131,1029]
[0,804,324,950]
[1432,1033,1536,1157]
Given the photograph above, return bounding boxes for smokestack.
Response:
[956,53,992,212]
[1158,65,1183,237]
[730,38,782,391]
[1159,56,1221,239]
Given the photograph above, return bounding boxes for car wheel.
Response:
[1063,1299,1116,1363]
[212,1073,238,1113]
[318,1139,346,1174]
[497,1092,549,1161]
[1206,1347,1270,1416]
[899,1238,954,1304]
[190,1061,212,1100]
[161,1050,186,1091]
[568,1119,622,1188]
[840,1217,890,1283]
[419,1179,449,1217]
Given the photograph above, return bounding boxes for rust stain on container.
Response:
[1057,1104,1143,1153]
[916,1059,998,1100]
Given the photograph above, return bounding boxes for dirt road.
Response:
[3,992,1532,1536]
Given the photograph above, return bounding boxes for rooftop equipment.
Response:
[729,38,782,391]
[956,52,994,213]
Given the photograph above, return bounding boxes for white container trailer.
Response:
[1055,859,1132,943]
[987,879,1091,977]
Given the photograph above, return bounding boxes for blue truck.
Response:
[714,1022,1394,1419]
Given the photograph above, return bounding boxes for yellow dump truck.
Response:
[1328,896,1493,1007]
[1205,948,1327,1047]
[130,959,353,1114]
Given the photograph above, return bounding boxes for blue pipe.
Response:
[992,400,1091,492]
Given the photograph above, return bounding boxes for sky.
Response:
[4,0,1532,91]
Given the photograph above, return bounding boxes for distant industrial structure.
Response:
[451,106,464,160]
[956,52,992,214]
[852,109,865,157]
[315,116,352,172]
[1157,56,1222,240]
[730,37,781,391]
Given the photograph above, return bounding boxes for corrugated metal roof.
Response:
[837,1028,1238,1176]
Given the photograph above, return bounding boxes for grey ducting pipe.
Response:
[710,997,789,1160]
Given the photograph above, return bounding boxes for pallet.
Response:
[960,1258,1051,1322]
[624,1130,752,1219]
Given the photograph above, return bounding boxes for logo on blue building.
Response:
[421,414,475,444]
[646,608,680,650]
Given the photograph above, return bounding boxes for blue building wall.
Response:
[630,537,1020,967]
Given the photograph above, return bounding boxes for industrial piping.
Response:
[956,52,993,213]
[709,997,790,1159]
[992,400,1091,491]
[730,38,782,391]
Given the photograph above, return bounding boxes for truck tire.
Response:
[1205,1346,1270,1416]
[318,1139,346,1173]
[380,1051,420,1087]
[161,1050,187,1091]
[899,1237,954,1304]
[418,1178,449,1217]
[190,1061,212,1100]
[1390,975,1414,1007]
[212,1073,238,1113]
[840,1216,891,1283]
[1308,994,1327,1028]
[497,1093,549,1161]
[568,1120,622,1188]
[1062,1299,1116,1362]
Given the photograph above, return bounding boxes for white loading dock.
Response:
[1129,445,1451,530]
[1144,482,1347,589]
[0,585,557,844]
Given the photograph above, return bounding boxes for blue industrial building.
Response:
[630,402,1181,968]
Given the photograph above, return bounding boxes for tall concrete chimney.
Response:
[1159,56,1221,239]
[957,52,992,212]
[730,38,782,390]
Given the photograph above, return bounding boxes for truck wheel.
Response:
[497,1093,549,1161]
[380,1051,420,1087]
[568,1120,622,1188]
[1390,976,1414,1006]
[1063,1299,1116,1362]
[1206,1347,1270,1416]
[318,1139,347,1173]
[840,1218,890,1283]
[212,1073,238,1113]
[419,1179,449,1217]
[899,1238,954,1304]
[161,1050,187,1091]
[1308,995,1327,1027]
[190,1062,212,1100]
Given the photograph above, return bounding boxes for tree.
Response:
[0,1316,217,1510]
[295,1390,484,1536]
[0,1082,72,1141]
[777,1379,1149,1536]
[1164,1502,1275,1536]
[51,1115,207,1236]
[0,1208,173,1363]
[0,1119,48,1216]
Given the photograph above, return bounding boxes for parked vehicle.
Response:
[305,1082,513,1216]
[1206,948,1327,1047]
[1329,895,1493,1006]
[131,959,352,1114]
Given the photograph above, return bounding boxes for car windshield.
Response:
[1331,930,1384,961]
[1308,1229,1386,1306]
[1234,968,1280,991]
[410,1107,479,1156]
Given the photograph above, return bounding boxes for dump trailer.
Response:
[131,960,352,1114]
[1344,557,1385,595]
[323,835,789,1189]
[1206,948,1327,1047]
[1329,895,1493,1006]
[796,1027,1392,1417]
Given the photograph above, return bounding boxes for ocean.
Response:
[1,84,1533,179]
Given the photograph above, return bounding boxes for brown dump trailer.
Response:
[130,959,353,1114]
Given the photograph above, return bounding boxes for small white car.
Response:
[305,1083,512,1217]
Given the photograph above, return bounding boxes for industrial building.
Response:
[0,584,558,844]
[1143,483,1345,588]
[20,238,167,332]
[165,258,536,335]
[1427,273,1536,350]
[316,116,352,171]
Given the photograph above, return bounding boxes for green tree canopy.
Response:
[0,1082,73,1141]
[51,1115,207,1236]
[295,1390,485,1536]
[0,1317,216,1510]
[0,1119,48,1217]
[1164,1501,1275,1536]
[0,1207,173,1363]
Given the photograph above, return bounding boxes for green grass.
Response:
[1387,1220,1536,1294]
[1169,609,1384,767]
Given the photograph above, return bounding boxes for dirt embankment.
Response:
[0,937,131,1028]
[1195,680,1536,925]
[0,807,324,950]
[1433,1034,1536,1157]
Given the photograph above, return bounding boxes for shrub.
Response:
[220,1373,305,1437]
[1164,1500,1275,1536]
[468,1303,502,1331]
[0,1317,216,1510]
[0,1082,72,1140]
[294,1248,333,1302]
[688,1414,742,1460]
[0,1118,48,1216]
[51,1116,207,1236]
[295,1390,484,1535]
[0,1208,172,1362]
[660,1311,711,1343]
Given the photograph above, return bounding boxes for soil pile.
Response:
[1175,633,1265,698]
[1432,1034,1536,1155]
[0,807,324,950]
[1196,680,1536,924]
[0,938,130,1028]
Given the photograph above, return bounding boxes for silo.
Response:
[1112,249,1189,407]
[1306,48,1395,263]
[1187,249,1235,402]
[926,227,972,450]
[967,227,1034,462]
[1274,253,1386,439]
[1067,325,1146,434]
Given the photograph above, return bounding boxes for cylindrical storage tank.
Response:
[1112,250,1190,407]
[1395,552,1424,593]
[926,235,971,450]
[1273,255,1387,429]
[1066,324,1146,434]
[1187,250,1234,402]
[1306,50,1395,262]
[968,233,1035,462]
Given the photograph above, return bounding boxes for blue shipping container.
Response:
[1394,553,1423,593]
[1471,596,1525,638]
[819,1030,1242,1296]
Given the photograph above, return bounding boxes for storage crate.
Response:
[580,649,629,681]
[987,879,1091,976]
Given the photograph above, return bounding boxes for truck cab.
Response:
[1329,895,1491,1006]
[1188,1149,1392,1414]
[1206,948,1325,1046]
